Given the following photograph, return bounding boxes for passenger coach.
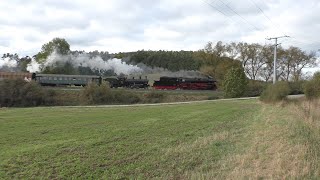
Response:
[35,74,102,86]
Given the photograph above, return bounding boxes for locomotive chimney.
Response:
[139,76,141,79]
[132,77,134,79]
[145,76,147,79]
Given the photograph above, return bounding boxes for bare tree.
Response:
[259,45,274,82]
[234,43,266,80]
[277,46,317,81]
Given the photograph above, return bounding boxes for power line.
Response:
[248,0,286,35]
[202,0,229,17]
[203,0,262,32]
[202,0,254,31]
[216,0,262,31]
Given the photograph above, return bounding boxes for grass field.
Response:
[1,99,319,179]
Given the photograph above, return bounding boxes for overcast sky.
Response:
[0,0,319,56]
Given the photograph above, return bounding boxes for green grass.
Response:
[1,99,319,179]
[0,100,257,179]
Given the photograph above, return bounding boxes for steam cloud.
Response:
[27,51,143,75]
[0,57,18,71]
[136,63,208,78]
[4,51,209,79]
[26,59,40,73]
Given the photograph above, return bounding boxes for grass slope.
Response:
[0,99,319,179]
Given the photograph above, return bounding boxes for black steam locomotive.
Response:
[153,76,217,90]
[104,76,149,89]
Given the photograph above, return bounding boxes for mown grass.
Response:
[1,98,320,179]
[0,100,257,179]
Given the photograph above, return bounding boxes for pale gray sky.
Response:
[0,0,319,57]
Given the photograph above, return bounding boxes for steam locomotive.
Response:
[0,72,216,90]
[153,76,217,90]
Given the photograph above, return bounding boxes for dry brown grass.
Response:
[293,99,320,128]
[184,103,319,179]
[164,131,230,156]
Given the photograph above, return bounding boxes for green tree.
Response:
[42,62,78,75]
[223,67,248,98]
[18,56,32,72]
[35,37,70,63]
[197,42,241,84]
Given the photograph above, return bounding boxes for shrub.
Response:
[20,81,46,106]
[81,82,142,105]
[82,82,113,104]
[244,80,268,97]
[113,90,141,104]
[304,72,320,100]
[223,67,248,98]
[0,79,50,107]
[288,81,305,95]
[43,89,58,105]
[144,91,165,103]
[260,81,290,103]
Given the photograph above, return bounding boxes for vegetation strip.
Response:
[49,97,258,108]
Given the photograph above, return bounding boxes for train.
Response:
[153,76,217,90]
[0,71,149,88]
[0,71,216,90]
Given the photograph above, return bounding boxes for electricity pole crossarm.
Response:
[266,35,290,84]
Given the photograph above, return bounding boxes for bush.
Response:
[113,90,141,104]
[43,89,58,105]
[0,79,49,107]
[304,72,320,100]
[288,81,305,95]
[244,80,268,97]
[260,81,290,103]
[223,67,248,98]
[144,91,165,103]
[82,82,113,104]
[81,82,142,105]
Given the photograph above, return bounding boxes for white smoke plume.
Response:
[26,58,40,72]
[0,57,18,71]
[28,51,143,75]
[15,50,207,79]
[136,63,208,78]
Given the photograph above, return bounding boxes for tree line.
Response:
[128,41,317,82]
[129,50,201,71]
[1,38,317,83]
